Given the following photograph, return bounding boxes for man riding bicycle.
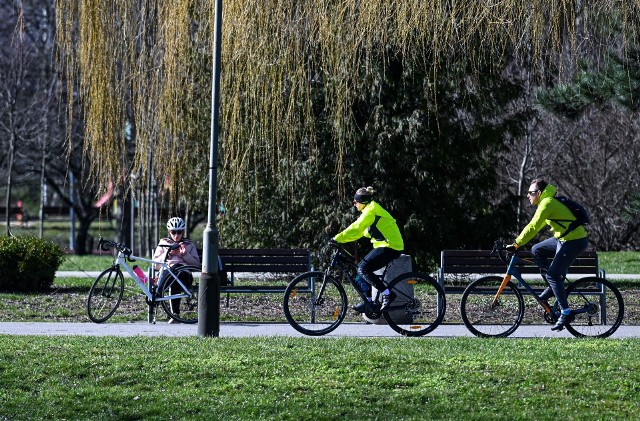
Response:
[507,179,589,331]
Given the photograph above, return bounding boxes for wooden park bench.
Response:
[218,248,311,293]
[192,248,312,304]
[437,249,604,294]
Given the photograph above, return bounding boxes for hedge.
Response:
[0,236,65,292]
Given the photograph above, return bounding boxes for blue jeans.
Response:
[531,236,589,310]
[357,247,401,292]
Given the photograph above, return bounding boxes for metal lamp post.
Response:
[199,0,223,337]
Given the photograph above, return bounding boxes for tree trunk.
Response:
[74,212,95,255]
[5,134,14,236]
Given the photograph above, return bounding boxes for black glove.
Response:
[505,243,519,252]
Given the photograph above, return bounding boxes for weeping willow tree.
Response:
[55,1,640,234]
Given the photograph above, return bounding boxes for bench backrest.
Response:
[440,249,600,276]
[196,248,311,273]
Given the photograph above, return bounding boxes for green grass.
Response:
[0,336,639,420]
[60,254,119,271]
[599,251,640,274]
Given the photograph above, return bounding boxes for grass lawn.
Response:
[598,251,640,274]
[0,336,639,420]
[1,238,639,419]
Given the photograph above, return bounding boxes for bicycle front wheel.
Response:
[159,270,199,324]
[460,276,525,338]
[564,276,624,338]
[87,267,125,323]
[283,271,347,336]
[383,272,446,337]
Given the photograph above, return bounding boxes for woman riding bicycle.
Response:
[508,179,589,331]
[332,186,404,312]
[152,217,201,323]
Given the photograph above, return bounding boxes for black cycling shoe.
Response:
[379,292,396,312]
[551,312,574,331]
[352,301,371,313]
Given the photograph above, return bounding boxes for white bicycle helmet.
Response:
[166,217,186,231]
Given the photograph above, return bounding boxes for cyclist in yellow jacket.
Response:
[333,186,404,312]
[508,179,589,331]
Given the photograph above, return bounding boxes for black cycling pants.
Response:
[357,247,401,292]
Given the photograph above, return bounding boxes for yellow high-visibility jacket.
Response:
[334,201,404,251]
[516,184,588,246]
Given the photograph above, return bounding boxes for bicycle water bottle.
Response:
[132,265,148,284]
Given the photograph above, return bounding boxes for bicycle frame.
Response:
[112,248,194,303]
[493,253,554,313]
[493,249,606,319]
[326,245,386,305]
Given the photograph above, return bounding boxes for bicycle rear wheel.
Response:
[87,267,125,323]
[159,269,199,324]
[283,271,347,336]
[383,272,446,336]
[460,276,525,338]
[564,276,624,338]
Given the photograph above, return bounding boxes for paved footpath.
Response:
[1,322,639,338]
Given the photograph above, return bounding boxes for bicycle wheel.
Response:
[383,272,446,337]
[87,267,125,323]
[159,269,199,324]
[460,276,525,338]
[564,276,624,338]
[283,271,347,336]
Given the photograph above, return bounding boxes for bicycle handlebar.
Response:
[97,237,132,258]
[326,240,357,264]
[491,240,517,265]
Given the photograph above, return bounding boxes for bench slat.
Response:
[220,256,309,264]
[443,266,599,275]
[219,248,309,256]
[222,264,310,273]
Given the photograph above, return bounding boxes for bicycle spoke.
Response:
[383,273,446,337]
[87,267,124,323]
[565,277,624,338]
[283,272,347,336]
[460,276,524,338]
[160,271,198,324]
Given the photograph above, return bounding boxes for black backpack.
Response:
[552,195,589,237]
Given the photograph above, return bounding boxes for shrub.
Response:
[0,236,65,292]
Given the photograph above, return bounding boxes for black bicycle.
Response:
[282,242,446,336]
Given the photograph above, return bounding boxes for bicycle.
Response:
[282,242,446,336]
[459,241,624,338]
[87,237,200,324]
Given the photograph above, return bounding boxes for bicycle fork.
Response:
[491,274,512,308]
[147,283,159,324]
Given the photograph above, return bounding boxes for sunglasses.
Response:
[170,230,184,235]
[526,190,540,196]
